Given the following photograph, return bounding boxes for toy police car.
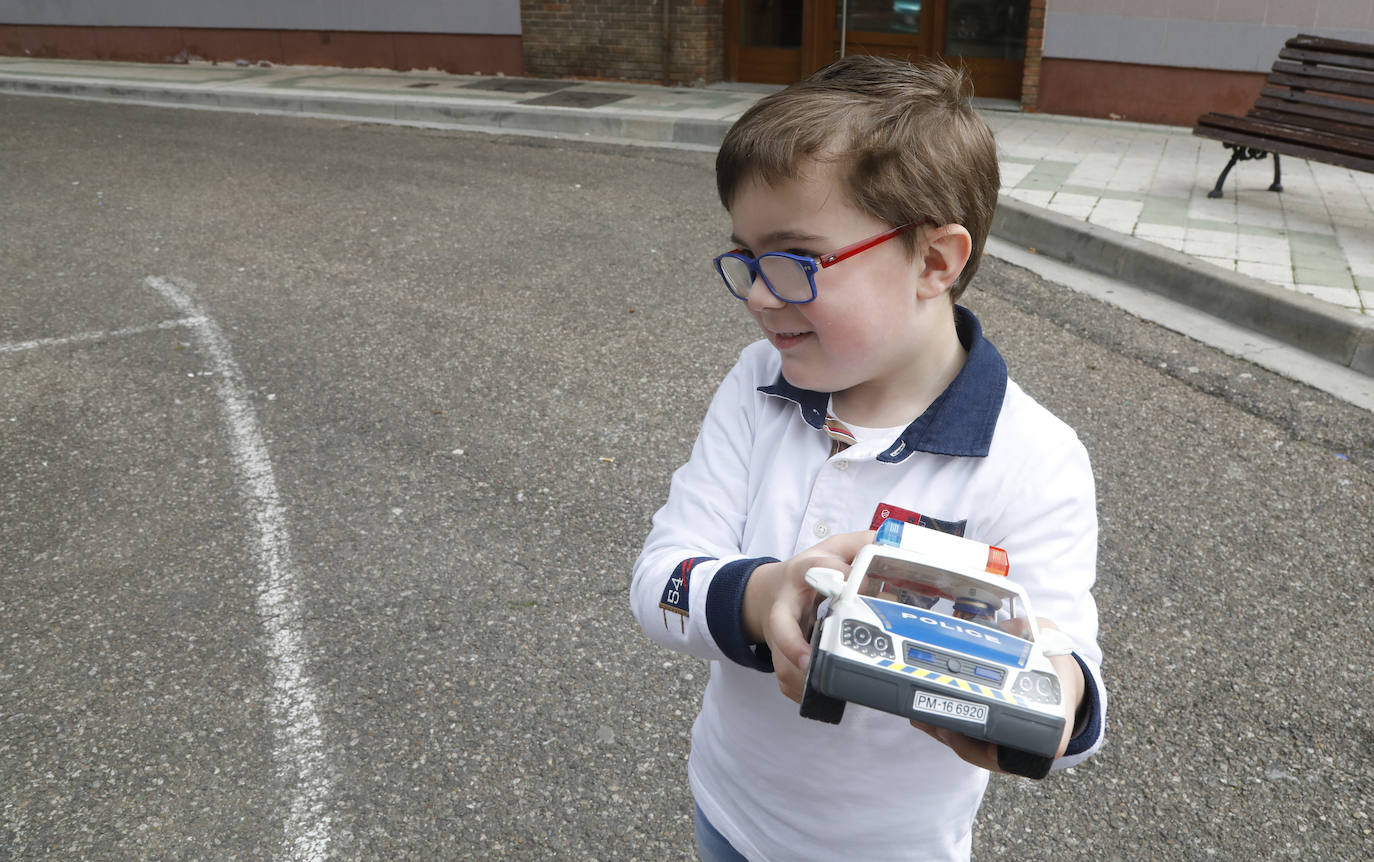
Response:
[801,519,1068,779]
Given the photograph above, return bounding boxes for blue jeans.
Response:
[694,803,750,862]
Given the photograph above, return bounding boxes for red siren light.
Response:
[986,547,1009,577]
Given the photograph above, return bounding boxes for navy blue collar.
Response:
[757,306,1007,461]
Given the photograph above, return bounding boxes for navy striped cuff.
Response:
[705,556,779,672]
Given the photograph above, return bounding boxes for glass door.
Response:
[726,0,806,85]
[833,0,937,65]
[834,0,1027,99]
[724,0,1028,100]
[941,0,1028,100]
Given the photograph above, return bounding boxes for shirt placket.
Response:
[794,413,863,553]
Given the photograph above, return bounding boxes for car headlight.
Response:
[841,620,894,659]
[1012,671,1061,704]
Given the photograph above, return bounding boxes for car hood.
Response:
[860,598,1033,668]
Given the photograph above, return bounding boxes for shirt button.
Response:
[834,459,849,471]
[814,521,830,538]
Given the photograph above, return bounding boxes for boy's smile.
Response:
[764,328,812,350]
[727,163,970,428]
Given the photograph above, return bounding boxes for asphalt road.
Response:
[2,95,1372,861]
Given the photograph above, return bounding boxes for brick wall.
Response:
[519,0,723,85]
[1019,0,1044,112]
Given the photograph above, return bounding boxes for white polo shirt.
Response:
[631,308,1106,862]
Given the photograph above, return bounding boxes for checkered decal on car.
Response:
[875,659,1031,708]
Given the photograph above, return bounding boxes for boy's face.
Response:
[727,163,956,421]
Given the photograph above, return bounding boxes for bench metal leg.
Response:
[1208,149,1241,198]
[1207,144,1278,199]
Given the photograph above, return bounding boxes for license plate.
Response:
[913,691,988,725]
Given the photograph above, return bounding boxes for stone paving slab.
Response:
[988,113,1372,316]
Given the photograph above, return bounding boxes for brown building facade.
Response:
[3,1,1372,127]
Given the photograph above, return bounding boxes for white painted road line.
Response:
[0,316,203,353]
[144,275,333,862]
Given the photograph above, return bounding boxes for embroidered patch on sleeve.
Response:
[659,557,713,633]
[869,502,967,537]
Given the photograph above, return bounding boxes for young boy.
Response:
[630,56,1106,861]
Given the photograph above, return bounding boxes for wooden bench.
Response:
[1193,34,1374,198]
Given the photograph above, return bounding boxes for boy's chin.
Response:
[777,357,846,395]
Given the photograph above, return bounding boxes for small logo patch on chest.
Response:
[869,502,966,537]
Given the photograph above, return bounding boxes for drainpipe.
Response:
[840,0,848,57]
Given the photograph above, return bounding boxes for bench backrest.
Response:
[1256,34,1374,140]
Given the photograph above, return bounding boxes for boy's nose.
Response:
[745,275,784,311]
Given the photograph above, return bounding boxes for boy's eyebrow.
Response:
[729,229,826,248]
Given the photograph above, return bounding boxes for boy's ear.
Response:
[916,225,973,300]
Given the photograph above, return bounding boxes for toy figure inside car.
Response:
[801,519,1069,779]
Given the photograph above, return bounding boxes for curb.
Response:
[0,74,735,148]
[992,197,1374,377]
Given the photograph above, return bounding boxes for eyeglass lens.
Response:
[720,255,814,302]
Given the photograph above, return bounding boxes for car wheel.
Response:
[799,622,846,724]
[996,745,1054,780]
[800,669,846,723]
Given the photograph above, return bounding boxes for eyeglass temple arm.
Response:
[817,222,919,268]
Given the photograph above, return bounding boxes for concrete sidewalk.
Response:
[2,56,1371,378]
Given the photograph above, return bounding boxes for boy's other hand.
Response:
[741,530,875,703]
[911,617,1086,772]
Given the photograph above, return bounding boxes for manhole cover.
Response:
[461,78,572,94]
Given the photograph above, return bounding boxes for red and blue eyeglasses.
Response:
[712,222,920,304]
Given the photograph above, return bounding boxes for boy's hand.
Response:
[911,617,1085,773]
[742,530,875,703]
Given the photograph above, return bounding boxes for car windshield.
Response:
[857,553,1023,626]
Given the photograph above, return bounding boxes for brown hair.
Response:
[716,55,999,300]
